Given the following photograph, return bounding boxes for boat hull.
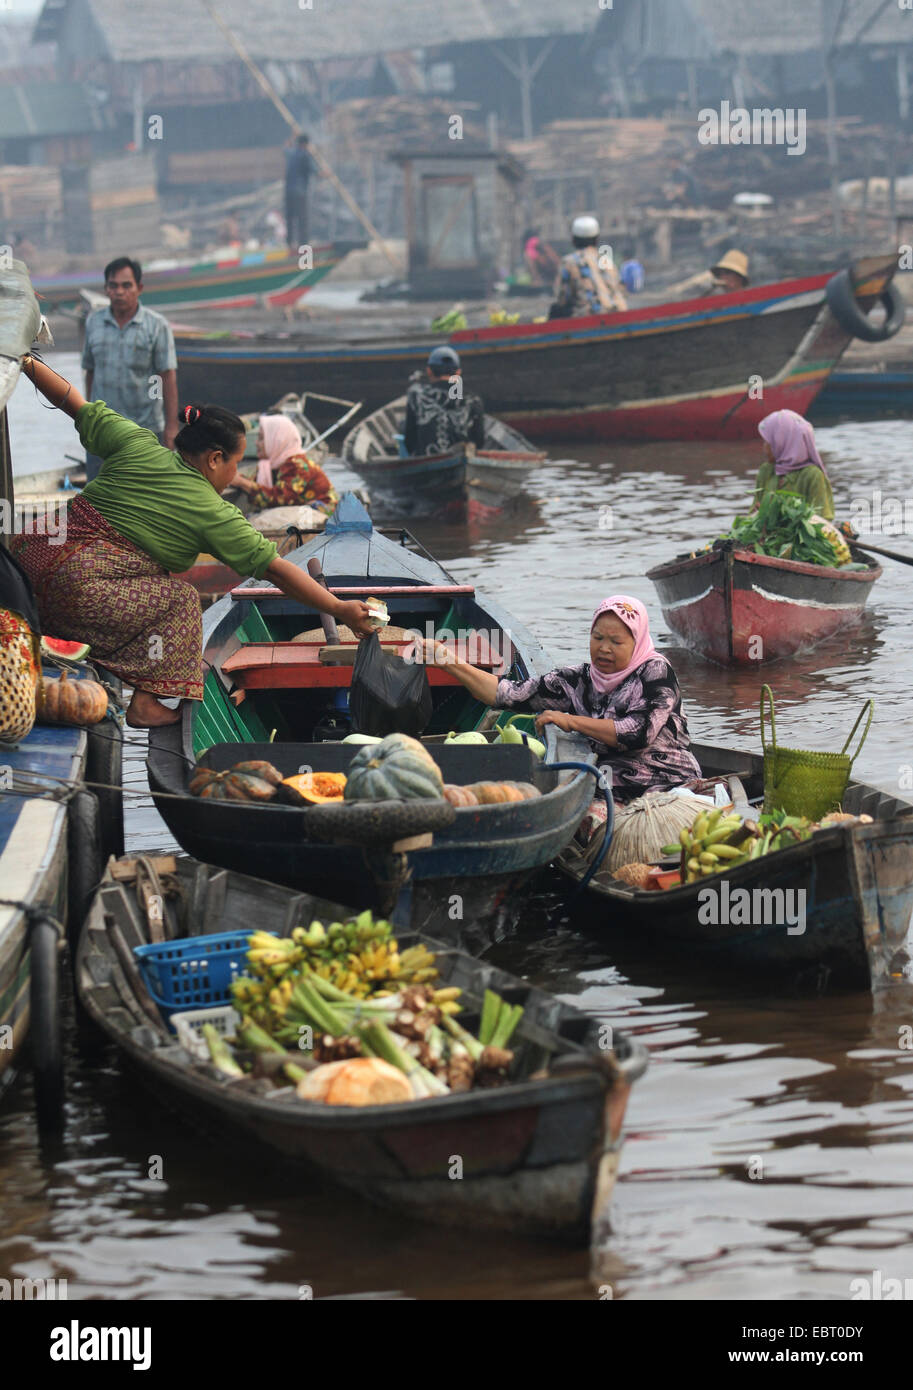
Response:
[76,859,648,1241]
[33,244,356,314]
[811,369,913,421]
[559,742,913,990]
[148,730,594,948]
[348,445,542,522]
[647,543,882,664]
[175,259,897,441]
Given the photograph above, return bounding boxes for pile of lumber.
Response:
[0,164,62,238]
[325,95,489,167]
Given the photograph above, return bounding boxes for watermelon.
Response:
[41,635,91,661]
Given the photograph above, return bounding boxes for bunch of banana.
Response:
[666,806,755,885]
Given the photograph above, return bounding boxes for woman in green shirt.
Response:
[16,356,372,728]
[753,408,835,520]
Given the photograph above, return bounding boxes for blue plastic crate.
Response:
[134,930,261,1017]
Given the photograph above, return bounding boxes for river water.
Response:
[3,352,913,1301]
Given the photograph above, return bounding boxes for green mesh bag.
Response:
[760,684,873,821]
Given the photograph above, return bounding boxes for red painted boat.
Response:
[175,255,904,441]
[647,539,882,665]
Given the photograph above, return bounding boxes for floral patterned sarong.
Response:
[14,496,203,700]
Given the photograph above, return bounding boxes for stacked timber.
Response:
[60,154,161,257]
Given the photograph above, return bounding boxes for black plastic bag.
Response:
[349,631,432,738]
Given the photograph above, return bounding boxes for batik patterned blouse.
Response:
[495,657,702,803]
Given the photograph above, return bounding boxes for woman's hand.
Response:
[230,471,255,493]
[535,710,575,733]
[335,599,374,638]
[419,638,454,666]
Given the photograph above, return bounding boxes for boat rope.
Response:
[543,759,615,895]
[0,897,65,938]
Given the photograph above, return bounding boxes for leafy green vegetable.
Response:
[722,490,841,567]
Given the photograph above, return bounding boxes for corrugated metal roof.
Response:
[620,0,913,58]
[33,0,602,62]
[0,82,107,140]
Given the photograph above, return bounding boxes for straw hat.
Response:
[711,249,749,282]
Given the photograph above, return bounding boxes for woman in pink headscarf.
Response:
[230,413,338,514]
[753,409,834,519]
[426,595,701,805]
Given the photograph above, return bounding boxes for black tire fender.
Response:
[29,912,64,1134]
[85,718,124,859]
[300,798,457,846]
[67,790,104,957]
[825,267,906,343]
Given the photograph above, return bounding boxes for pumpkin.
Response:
[511,782,542,801]
[324,1058,413,1107]
[38,669,107,726]
[443,783,480,808]
[281,771,347,804]
[465,780,526,805]
[189,762,279,802]
[231,760,284,786]
[344,732,444,803]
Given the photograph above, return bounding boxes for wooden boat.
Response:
[341,395,546,522]
[811,368,913,422]
[147,495,596,943]
[174,256,902,442]
[76,855,648,1242]
[559,741,913,991]
[647,539,882,665]
[31,242,363,316]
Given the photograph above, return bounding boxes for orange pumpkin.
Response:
[443,783,480,808]
[511,782,542,801]
[38,670,107,726]
[465,781,526,805]
[281,771,347,805]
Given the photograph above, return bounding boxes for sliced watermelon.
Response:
[41,635,91,661]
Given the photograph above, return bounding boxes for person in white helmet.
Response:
[550,215,627,319]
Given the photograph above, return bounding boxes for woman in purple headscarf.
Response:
[426,595,701,805]
[753,409,834,519]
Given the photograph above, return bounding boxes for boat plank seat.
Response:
[221,638,504,690]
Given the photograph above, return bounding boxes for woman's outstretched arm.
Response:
[21,355,86,419]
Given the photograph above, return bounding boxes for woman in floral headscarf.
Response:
[753,409,834,520]
[426,595,701,806]
[230,413,338,514]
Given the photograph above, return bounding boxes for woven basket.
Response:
[760,684,873,821]
[0,607,40,745]
[606,790,706,873]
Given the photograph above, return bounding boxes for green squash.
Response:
[344,732,444,802]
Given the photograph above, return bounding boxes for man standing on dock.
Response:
[82,256,178,480]
[284,134,317,253]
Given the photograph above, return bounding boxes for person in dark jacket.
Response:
[284,134,317,251]
[403,347,485,457]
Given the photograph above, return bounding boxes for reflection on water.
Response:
[3,360,913,1300]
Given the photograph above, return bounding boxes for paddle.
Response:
[307,555,340,647]
[848,538,913,568]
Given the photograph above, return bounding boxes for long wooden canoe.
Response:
[147,495,595,944]
[342,395,546,522]
[76,855,648,1242]
[174,257,902,441]
[558,741,913,991]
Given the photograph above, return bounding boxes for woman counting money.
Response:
[14,355,372,728]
